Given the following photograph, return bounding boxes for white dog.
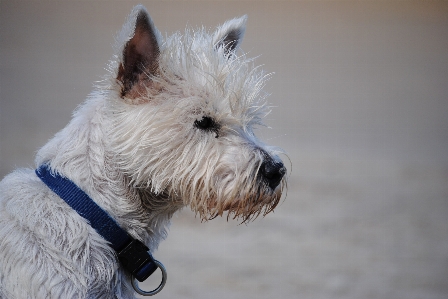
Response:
[0,5,286,298]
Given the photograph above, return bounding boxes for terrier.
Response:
[0,5,286,299]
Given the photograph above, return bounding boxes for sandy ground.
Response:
[1,1,447,299]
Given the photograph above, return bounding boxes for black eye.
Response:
[194,116,220,137]
[195,116,213,129]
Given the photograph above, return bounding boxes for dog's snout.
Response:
[260,159,286,190]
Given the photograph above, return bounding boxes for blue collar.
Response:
[35,164,158,283]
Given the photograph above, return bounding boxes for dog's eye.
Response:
[194,116,220,137]
[195,116,213,129]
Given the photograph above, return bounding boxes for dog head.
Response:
[108,5,286,222]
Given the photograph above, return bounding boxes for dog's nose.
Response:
[260,160,286,190]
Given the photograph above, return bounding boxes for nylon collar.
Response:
[35,165,159,283]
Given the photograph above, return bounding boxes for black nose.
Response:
[259,159,286,190]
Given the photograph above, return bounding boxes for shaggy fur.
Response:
[0,5,286,299]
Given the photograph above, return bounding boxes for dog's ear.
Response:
[213,15,248,55]
[117,5,161,98]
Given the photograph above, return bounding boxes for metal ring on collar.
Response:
[131,260,167,296]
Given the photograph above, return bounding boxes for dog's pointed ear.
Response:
[117,5,161,98]
[213,15,248,55]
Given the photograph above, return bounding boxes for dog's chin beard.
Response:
[196,183,284,224]
[130,172,285,224]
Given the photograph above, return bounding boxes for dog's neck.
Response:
[35,93,180,252]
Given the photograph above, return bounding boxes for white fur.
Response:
[0,5,286,298]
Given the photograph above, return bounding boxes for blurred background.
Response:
[1,1,447,298]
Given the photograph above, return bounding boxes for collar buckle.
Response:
[118,238,158,282]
